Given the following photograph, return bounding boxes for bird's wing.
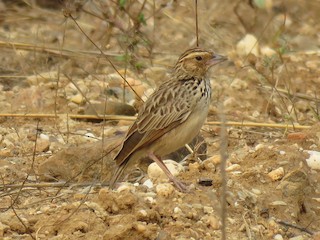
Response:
[114,80,192,166]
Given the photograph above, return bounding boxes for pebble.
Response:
[0,222,9,237]
[138,209,148,217]
[274,234,284,240]
[143,179,153,188]
[116,183,136,192]
[203,206,214,214]
[134,222,147,233]
[269,201,287,206]
[287,132,308,141]
[147,160,184,183]
[255,143,265,151]
[203,155,221,167]
[226,164,241,172]
[236,34,260,56]
[156,183,175,197]
[188,162,200,172]
[201,215,220,230]
[251,188,262,195]
[268,167,284,181]
[70,94,84,105]
[261,46,276,56]
[279,151,286,155]
[36,138,50,152]
[305,151,320,170]
[145,196,156,205]
[230,78,248,90]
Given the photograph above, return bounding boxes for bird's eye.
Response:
[195,56,203,61]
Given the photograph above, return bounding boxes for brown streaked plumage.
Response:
[110,48,227,191]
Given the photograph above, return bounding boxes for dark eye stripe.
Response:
[178,48,208,61]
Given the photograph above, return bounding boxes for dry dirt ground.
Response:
[0,1,320,239]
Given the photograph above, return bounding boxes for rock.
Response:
[70,94,85,105]
[261,46,276,57]
[156,183,175,197]
[274,234,284,240]
[36,138,50,152]
[267,167,284,181]
[269,201,287,206]
[230,78,248,90]
[226,164,241,172]
[287,132,308,141]
[84,101,136,117]
[236,34,259,57]
[143,179,153,188]
[38,136,122,182]
[0,222,9,237]
[204,155,221,167]
[188,162,200,172]
[147,160,184,183]
[305,151,320,170]
[201,215,220,230]
[276,170,309,197]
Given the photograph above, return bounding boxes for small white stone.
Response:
[261,46,277,56]
[145,196,156,204]
[226,164,241,172]
[279,150,286,155]
[255,143,265,151]
[134,223,147,233]
[268,167,284,181]
[274,234,284,240]
[116,183,135,192]
[39,133,50,140]
[138,209,148,217]
[143,179,153,188]
[269,201,287,206]
[84,132,95,138]
[251,188,262,195]
[305,151,320,170]
[70,94,84,104]
[173,207,182,214]
[252,111,260,118]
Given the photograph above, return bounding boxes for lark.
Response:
[110,48,227,191]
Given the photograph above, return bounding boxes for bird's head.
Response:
[174,48,227,79]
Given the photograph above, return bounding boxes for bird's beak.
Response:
[207,53,227,66]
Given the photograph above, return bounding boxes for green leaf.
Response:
[138,13,147,25]
[115,54,131,63]
[119,0,127,8]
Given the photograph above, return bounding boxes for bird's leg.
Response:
[148,152,187,192]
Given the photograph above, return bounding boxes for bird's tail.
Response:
[109,162,127,189]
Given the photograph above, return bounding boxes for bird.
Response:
[110,47,227,192]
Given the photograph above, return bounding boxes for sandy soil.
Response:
[0,0,320,239]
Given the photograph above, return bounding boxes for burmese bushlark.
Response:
[110,48,227,191]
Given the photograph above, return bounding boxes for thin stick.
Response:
[0,113,312,129]
[277,220,314,235]
[195,0,199,47]
[206,121,311,129]
[219,104,228,240]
